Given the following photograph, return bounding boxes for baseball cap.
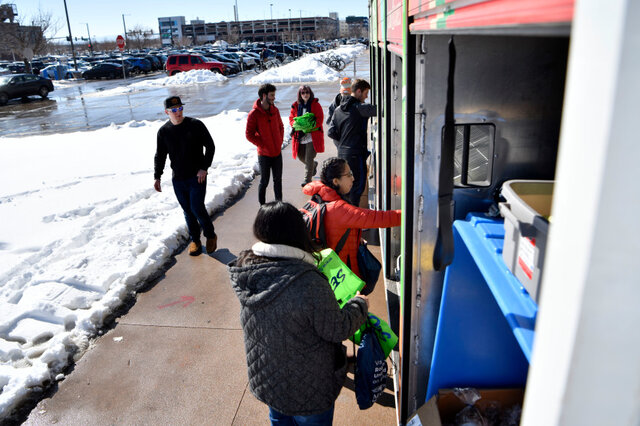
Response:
[164,96,185,109]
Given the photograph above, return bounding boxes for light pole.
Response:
[288,9,291,40]
[122,14,130,51]
[270,4,273,20]
[62,0,78,70]
[81,22,93,56]
[299,10,303,42]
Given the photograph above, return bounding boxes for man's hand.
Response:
[154,179,162,192]
[197,169,207,184]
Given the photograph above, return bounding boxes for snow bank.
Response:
[246,44,367,85]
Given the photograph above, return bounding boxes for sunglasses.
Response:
[168,106,183,113]
[300,91,310,94]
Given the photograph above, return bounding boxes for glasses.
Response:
[168,106,183,113]
[340,171,353,177]
[300,91,310,94]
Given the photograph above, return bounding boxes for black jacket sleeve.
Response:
[196,120,215,171]
[154,128,168,180]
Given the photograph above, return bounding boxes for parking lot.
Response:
[0,51,370,138]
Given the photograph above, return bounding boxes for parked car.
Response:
[82,63,130,79]
[205,53,241,74]
[0,73,54,105]
[122,57,152,74]
[165,54,226,76]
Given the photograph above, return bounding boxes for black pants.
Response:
[258,154,283,205]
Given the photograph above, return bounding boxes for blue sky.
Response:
[13,0,368,41]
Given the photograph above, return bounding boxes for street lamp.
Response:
[270,4,273,20]
[81,22,93,56]
[288,9,291,39]
[62,0,78,70]
[122,14,130,51]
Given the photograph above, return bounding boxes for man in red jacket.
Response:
[246,83,285,205]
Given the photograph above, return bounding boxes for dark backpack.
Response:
[301,194,350,254]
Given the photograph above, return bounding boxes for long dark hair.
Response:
[320,157,348,192]
[297,85,315,104]
[253,201,319,255]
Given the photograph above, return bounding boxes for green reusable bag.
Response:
[351,313,398,359]
[317,248,364,308]
[293,112,319,133]
[316,249,398,359]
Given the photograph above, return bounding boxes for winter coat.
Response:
[325,93,346,126]
[327,95,377,156]
[228,245,368,416]
[302,181,401,277]
[246,99,285,157]
[289,98,325,159]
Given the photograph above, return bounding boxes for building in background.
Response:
[176,15,339,45]
[345,16,369,38]
[158,16,186,47]
[0,3,45,60]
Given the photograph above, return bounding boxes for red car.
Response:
[165,54,227,76]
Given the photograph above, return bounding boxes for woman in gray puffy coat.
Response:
[228,201,369,424]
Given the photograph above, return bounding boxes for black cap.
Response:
[164,96,184,109]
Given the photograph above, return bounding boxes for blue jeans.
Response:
[172,176,216,242]
[269,405,334,425]
[258,154,283,205]
[341,153,367,206]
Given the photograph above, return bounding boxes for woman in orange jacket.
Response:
[302,157,401,278]
[289,85,325,187]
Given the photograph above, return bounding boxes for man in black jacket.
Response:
[328,79,377,206]
[154,96,218,255]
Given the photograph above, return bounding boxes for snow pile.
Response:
[79,70,228,98]
[246,44,367,85]
[0,110,289,418]
[132,69,228,88]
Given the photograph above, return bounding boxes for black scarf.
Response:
[297,98,313,117]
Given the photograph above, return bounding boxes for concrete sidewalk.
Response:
[25,141,397,426]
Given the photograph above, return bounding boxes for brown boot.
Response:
[206,235,218,253]
[188,240,202,256]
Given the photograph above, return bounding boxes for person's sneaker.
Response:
[313,161,318,176]
[188,240,202,256]
[206,235,218,253]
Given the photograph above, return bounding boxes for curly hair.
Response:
[258,83,276,99]
[320,157,348,192]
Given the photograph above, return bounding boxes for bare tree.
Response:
[225,25,241,45]
[315,21,338,40]
[127,25,156,50]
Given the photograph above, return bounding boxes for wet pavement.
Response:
[0,52,370,138]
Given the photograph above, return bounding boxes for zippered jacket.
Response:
[302,180,401,277]
[246,99,285,157]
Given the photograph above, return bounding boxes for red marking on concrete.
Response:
[158,296,195,309]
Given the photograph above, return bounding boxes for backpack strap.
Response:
[334,228,351,255]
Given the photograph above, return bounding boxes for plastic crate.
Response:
[499,180,553,302]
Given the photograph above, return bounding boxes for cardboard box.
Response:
[407,388,524,426]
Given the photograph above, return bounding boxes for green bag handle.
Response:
[350,313,398,359]
[316,249,398,359]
